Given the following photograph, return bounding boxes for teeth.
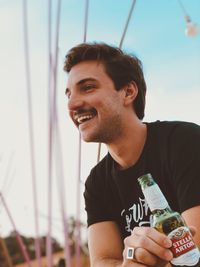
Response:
[76,114,94,124]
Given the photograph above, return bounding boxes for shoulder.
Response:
[147,120,200,132]
[145,120,200,162]
[165,121,200,150]
[147,120,200,144]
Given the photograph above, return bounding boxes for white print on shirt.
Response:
[120,197,153,233]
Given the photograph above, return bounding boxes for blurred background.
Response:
[0,0,200,266]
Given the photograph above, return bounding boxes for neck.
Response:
[107,118,147,170]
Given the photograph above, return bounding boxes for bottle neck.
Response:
[142,183,169,212]
[152,206,173,216]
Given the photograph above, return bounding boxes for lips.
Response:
[74,109,97,126]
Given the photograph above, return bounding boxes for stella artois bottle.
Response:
[138,173,200,266]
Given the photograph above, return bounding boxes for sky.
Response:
[0,0,200,246]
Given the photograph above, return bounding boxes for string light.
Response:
[185,15,199,37]
[177,0,199,37]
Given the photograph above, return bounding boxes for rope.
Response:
[119,0,137,49]
[46,0,54,263]
[177,0,188,17]
[0,192,32,267]
[76,134,82,267]
[46,0,72,266]
[75,1,90,266]
[46,0,53,265]
[83,0,89,42]
[97,143,101,163]
[22,1,41,266]
[0,152,15,198]
[54,118,72,267]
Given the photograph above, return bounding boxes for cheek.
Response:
[88,96,104,109]
[92,92,122,111]
[105,96,122,110]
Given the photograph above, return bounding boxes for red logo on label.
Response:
[170,228,196,258]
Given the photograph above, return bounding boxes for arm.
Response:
[88,221,173,267]
[88,221,123,267]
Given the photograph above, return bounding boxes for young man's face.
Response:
[66,60,125,143]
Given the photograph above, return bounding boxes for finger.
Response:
[134,247,158,266]
[123,247,153,266]
[132,227,172,248]
[156,258,169,267]
[135,248,158,266]
[125,262,149,267]
[125,234,173,261]
[123,257,149,267]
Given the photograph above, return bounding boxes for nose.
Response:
[67,92,84,111]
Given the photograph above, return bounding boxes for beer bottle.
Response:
[138,173,200,266]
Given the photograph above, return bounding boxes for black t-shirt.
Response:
[84,121,200,240]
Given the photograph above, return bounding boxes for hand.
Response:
[188,225,196,237]
[122,227,173,267]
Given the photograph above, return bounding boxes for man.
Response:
[64,43,200,267]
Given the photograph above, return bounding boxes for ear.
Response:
[123,81,138,106]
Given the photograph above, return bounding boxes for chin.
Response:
[82,138,95,143]
[81,132,100,143]
[80,132,90,142]
[82,135,96,143]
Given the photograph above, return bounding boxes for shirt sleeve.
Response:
[84,166,114,227]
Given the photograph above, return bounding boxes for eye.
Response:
[82,84,96,92]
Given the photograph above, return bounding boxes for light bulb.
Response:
[184,16,199,37]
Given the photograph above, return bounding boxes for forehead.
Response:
[67,60,109,87]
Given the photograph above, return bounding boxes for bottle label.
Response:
[142,184,168,211]
[168,226,200,266]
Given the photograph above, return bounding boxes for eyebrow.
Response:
[65,77,98,94]
[77,77,98,85]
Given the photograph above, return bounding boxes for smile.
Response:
[74,109,97,125]
[77,114,94,124]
